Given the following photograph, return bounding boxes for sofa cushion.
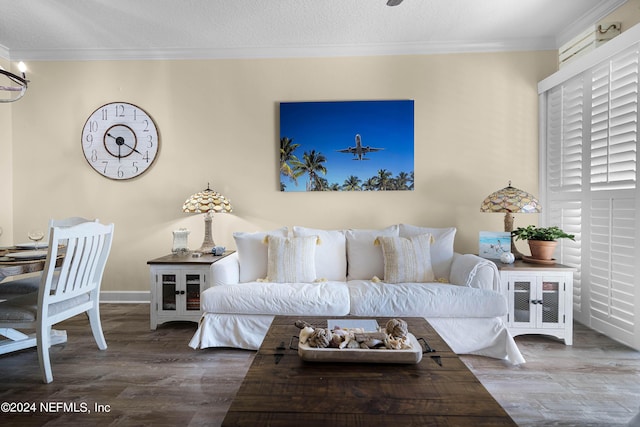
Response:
[233,227,288,283]
[347,280,507,318]
[293,226,346,281]
[399,224,456,280]
[265,235,318,283]
[201,281,350,316]
[346,225,399,280]
[377,234,435,283]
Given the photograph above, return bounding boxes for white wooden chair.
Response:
[0,217,98,300]
[0,221,114,383]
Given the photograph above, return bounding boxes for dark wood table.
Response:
[222,316,516,426]
[0,246,62,282]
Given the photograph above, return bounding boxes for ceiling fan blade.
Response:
[387,0,403,6]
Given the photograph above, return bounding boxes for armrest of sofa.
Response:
[210,252,240,286]
[449,253,500,291]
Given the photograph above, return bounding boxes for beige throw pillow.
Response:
[377,234,435,283]
[265,235,318,283]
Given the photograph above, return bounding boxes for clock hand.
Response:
[107,132,136,157]
[122,142,142,155]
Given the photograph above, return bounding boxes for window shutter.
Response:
[542,38,640,350]
[589,197,636,339]
[590,45,639,191]
[547,78,584,193]
[549,201,582,312]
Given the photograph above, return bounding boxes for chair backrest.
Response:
[48,217,98,228]
[39,222,114,316]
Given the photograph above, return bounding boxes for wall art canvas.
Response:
[479,231,511,259]
[279,100,414,191]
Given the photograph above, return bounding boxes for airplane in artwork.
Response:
[336,134,384,160]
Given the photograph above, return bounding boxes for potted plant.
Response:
[512,225,575,261]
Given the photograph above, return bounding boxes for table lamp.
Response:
[480,181,541,259]
[182,183,232,253]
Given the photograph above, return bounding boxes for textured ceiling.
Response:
[0,0,628,60]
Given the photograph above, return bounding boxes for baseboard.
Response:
[100,291,150,304]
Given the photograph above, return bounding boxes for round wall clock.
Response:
[81,102,159,180]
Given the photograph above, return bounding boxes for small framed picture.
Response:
[479,231,511,259]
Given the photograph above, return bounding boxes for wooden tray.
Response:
[298,333,423,364]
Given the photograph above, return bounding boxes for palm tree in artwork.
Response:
[342,175,362,191]
[295,149,327,191]
[407,171,414,190]
[362,177,377,191]
[280,137,301,186]
[394,171,411,190]
[375,169,393,191]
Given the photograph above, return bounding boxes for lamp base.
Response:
[196,212,216,254]
[504,212,527,260]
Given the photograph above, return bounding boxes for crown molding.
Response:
[0,44,9,60]
[9,38,557,62]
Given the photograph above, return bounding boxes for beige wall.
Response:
[8,51,557,292]
[600,0,640,30]
[0,58,13,247]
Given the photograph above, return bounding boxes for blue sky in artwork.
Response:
[280,100,414,191]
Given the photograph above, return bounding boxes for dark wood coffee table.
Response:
[222,316,515,426]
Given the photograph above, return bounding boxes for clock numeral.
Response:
[146,135,154,148]
[142,151,150,163]
[101,109,108,121]
[117,165,125,179]
[91,149,98,162]
[85,133,93,146]
[102,161,109,174]
[132,161,139,174]
[89,120,99,132]
[115,104,126,118]
[133,109,138,121]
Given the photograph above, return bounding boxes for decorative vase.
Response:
[528,240,557,260]
[172,228,190,255]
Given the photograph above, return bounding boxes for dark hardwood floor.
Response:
[0,304,639,426]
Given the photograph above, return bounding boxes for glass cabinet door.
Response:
[185,273,202,311]
[541,280,561,327]
[513,280,533,324]
[161,274,177,311]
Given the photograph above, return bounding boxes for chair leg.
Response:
[88,305,107,350]
[36,323,54,384]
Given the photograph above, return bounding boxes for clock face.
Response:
[81,102,159,180]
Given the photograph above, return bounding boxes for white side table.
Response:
[497,260,576,345]
[147,252,233,330]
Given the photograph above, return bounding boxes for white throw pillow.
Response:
[346,225,399,280]
[293,226,347,281]
[376,234,435,283]
[233,227,288,282]
[265,235,318,283]
[399,224,456,280]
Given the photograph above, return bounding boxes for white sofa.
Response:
[189,224,525,364]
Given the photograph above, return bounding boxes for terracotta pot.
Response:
[528,240,558,260]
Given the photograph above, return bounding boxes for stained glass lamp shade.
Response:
[480,181,541,257]
[182,184,232,253]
